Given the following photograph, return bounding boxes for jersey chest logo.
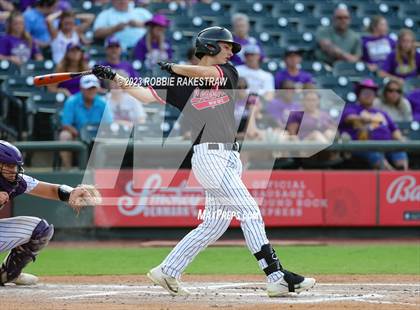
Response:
[190,88,230,110]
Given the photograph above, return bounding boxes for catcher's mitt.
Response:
[68,184,102,214]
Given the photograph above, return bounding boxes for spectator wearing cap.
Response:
[374,80,412,122]
[23,0,57,48]
[274,46,313,90]
[361,15,396,72]
[48,42,89,96]
[315,6,361,65]
[133,14,173,70]
[0,10,43,65]
[59,75,113,168]
[236,44,274,99]
[48,10,94,63]
[99,36,138,78]
[93,0,152,50]
[230,13,265,66]
[379,29,420,84]
[340,79,408,170]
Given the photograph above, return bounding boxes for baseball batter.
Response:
[0,140,100,285]
[92,26,315,297]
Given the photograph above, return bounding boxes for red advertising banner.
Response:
[245,171,325,226]
[95,169,205,227]
[323,172,377,226]
[95,170,325,227]
[379,171,420,226]
[94,169,417,227]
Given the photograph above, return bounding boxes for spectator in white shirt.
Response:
[236,44,274,100]
[93,0,152,50]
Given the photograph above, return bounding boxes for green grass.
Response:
[1,245,419,276]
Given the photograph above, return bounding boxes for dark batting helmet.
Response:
[195,27,241,59]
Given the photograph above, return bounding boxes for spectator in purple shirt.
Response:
[407,88,420,121]
[361,15,396,72]
[230,13,265,66]
[287,90,336,142]
[0,10,43,65]
[274,46,313,90]
[379,29,420,83]
[266,80,301,127]
[100,36,138,78]
[340,79,408,170]
[133,14,172,71]
[48,42,89,96]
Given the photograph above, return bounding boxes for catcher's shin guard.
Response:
[0,219,54,284]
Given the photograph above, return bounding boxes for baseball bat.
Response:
[33,70,92,86]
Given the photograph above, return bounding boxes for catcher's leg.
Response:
[0,218,54,284]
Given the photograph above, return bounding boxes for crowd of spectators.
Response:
[0,0,418,170]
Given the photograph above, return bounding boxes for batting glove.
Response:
[92,65,116,80]
[158,61,175,74]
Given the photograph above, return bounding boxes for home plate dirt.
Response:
[0,275,418,310]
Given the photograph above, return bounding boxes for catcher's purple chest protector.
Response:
[0,175,27,199]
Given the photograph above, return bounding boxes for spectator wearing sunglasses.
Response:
[315,6,361,65]
[374,80,412,122]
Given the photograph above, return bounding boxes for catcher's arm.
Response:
[28,181,101,214]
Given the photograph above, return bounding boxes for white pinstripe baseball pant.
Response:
[161,143,277,279]
[0,216,42,253]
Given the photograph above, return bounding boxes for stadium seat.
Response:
[206,15,232,29]
[1,76,35,99]
[23,60,55,76]
[300,60,329,76]
[169,15,209,32]
[272,2,307,18]
[189,2,228,18]
[27,92,66,141]
[147,1,187,15]
[254,17,290,32]
[263,46,285,60]
[261,60,283,73]
[230,2,270,18]
[332,61,371,79]
[399,4,420,19]
[357,2,399,18]
[280,31,315,51]
[403,77,420,93]
[317,75,353,101]
[87,45,107,62]
[296,16,324,32]
[0,60,20,84]
[349,16,366,32]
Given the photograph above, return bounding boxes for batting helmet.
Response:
[195,27,241,59]
[0,141,23,166]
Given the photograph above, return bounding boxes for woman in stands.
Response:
[340,79,408,170]
[374,80,412,122]
[379,29,420,83]
[361,15,396,72]
[47,42,89,96]
[287,90,336,143]
[0,10,43,65]
[132,14,172,71]
[47,9,94,63]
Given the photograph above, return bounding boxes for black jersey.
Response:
[149,63,239,144]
